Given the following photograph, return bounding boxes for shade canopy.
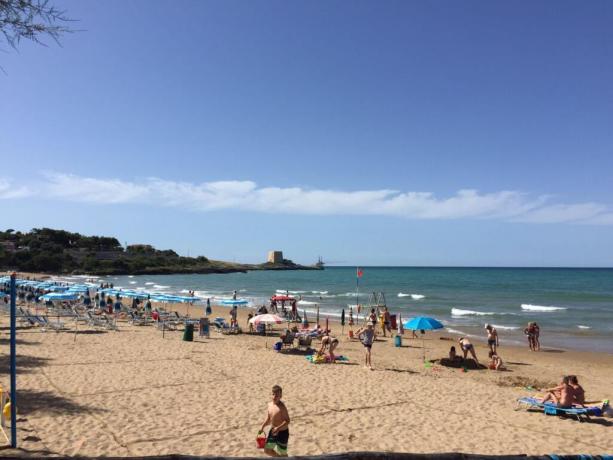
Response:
[40,292,78,301]
[402,316,444,331]
[271,295,295,301]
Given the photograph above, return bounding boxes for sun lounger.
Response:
[86,311,118,331]
[517,396,608,422]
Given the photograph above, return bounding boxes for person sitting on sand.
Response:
[458,337,479,365]
[259,385,290,457]
[485,324,499,354]
[317,332,340,362]
[247,313,254,333]
[542,376,573,408]
[488,351,505,371]
[449,346,459,362]
[568,375,585,405]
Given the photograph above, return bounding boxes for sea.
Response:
[70,267,613,353]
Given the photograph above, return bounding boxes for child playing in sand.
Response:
[259,385,290,457]
[488,351,505,370]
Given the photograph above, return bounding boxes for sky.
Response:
[1,0,612,266]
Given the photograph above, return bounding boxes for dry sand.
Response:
[1,300,612,457]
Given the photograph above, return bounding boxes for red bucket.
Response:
[256,431,266,449]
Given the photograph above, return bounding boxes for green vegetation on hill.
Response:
[0,228,319,275]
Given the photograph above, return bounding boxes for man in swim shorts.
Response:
[485,324,499,354]
[259,385,290,457]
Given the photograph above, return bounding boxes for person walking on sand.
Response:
[259,385,290,457]
[357,322,375,370]
[485,324,499,354]
[458,337,479,365]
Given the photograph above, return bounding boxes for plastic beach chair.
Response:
[517,396,608,422]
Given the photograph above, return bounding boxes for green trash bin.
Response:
[183,323,194,342]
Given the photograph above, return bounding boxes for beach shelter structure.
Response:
[402,316,444,362]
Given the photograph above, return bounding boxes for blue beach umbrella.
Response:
[402,316,444,331]
[402,316,444,362]
[40,292,79,301]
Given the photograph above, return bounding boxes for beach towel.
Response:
[305,355,349,364]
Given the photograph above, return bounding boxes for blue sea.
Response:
[80,267,613,353]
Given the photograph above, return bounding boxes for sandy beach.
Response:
[0,285,612,458]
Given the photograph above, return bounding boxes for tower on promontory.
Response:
[267,251,283,264]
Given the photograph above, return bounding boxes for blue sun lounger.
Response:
[517,396,608,422]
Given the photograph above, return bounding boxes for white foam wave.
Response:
[297,300,318,305]
[446,328,464,335]
[451,308,495,316]
[398,293,425,300]
[577,325,591,329]
[521,304,567,312]
[128,275,134,278]
[491,324,520,331]
[311,291,328,295]
[153,284,169,289]
[129,281,137,284]
[145,282,155,285]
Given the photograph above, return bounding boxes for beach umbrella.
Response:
[249,314,284,326]
[349,307,354,326]
[397,313,404,336]
[302,310,308,328]
[341,309,345,334]
[325,317,329,333]
[40,292,78,301]
[402,316,444,362]
[316,305,320,327]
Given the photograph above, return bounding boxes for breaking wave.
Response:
[521,304,567,312]
[451,308,495,316]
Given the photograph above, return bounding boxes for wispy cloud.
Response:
[0,178,32,199]
[5,173,613,225]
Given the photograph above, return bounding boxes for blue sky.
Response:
[1,0,612,266]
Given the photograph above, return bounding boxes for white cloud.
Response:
[5,172,613,225]
[0,178,32,199]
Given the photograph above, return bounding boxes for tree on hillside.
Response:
[0,0,72,51]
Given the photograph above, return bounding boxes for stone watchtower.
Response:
[267,251,283,264]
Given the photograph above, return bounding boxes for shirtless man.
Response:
[458,337,479,365]
[485,324,499,354]
[542,376,574,408]
[259,385,290,457]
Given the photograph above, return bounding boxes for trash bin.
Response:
[394,335,402,347]
[390,314,397,330]
[183,323,194,341]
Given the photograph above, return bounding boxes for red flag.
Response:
[357,267,363,278]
